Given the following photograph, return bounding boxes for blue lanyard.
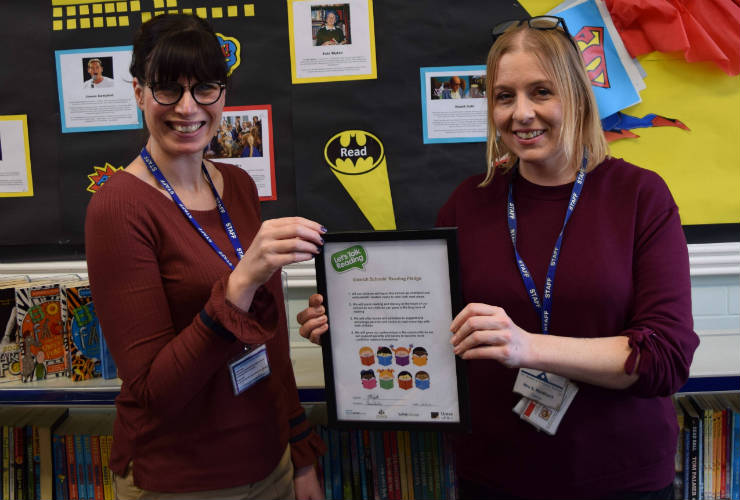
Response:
[507,160,586,334]
[140,147,244,270]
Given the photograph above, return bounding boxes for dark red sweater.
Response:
[437,157,699,499]
[85,163,324,492]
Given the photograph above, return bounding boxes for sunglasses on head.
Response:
[491,16,579,54]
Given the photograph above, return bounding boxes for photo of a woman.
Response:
[313,5,350,46]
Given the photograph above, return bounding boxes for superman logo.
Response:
[574,26,609,88]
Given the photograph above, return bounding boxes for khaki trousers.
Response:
[114,445,295,500]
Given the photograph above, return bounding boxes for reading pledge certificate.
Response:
[319,232,463,426]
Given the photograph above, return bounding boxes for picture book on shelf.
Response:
[15,283,68,382]
[62,281,103,381]
[0,284,22,383]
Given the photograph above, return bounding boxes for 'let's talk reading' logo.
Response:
[330,245,367,272]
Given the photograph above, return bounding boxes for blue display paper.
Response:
[556,0,640,119]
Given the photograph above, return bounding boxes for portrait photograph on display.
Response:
[420,66,488,144]
[81,56,115,89]
[429,75,486,100]
[311,4,351,46]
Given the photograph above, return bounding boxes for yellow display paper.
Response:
[0,114,34,198]
[287,0,378,84]
[324,130,396,230]
[517,0,739,225]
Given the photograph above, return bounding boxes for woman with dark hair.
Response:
[315,9,346,46]
[85,13,325,500]
[298,16,698,500]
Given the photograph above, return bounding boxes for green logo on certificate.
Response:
[331,245,367,272]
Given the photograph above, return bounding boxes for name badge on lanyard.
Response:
[507,160,587,433]
[229,345,271,395]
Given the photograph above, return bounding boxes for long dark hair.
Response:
[129,14,228,85]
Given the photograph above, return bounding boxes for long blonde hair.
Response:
[480,24,608,186]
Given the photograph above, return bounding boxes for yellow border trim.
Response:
[0,115,34,198]
[287,0,378,84]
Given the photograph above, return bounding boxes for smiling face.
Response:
[134,75,225,160]
[492,48,566,181]
[326,12,337,27]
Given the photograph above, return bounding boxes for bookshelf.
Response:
[0,244,738,499]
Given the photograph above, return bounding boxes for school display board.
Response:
[0,1,736,262]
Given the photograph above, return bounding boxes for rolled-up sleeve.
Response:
[622,182,699,397]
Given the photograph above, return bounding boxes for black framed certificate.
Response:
[315,229,470,431]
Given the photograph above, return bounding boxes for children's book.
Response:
[15,283,68,382]
[0,284,22,383]
[52,427,69,500]
[26,407,68,500]
[62,281,103,381]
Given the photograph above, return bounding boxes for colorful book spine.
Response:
[65,434,79,500]
[389,431,400,500]
[26,425,36,500]
[2,425,10,500]
[74,433,87,500]
[101,435,114,500]
[53,433,68,500]
[34,423,42,500]
[362,430,374,500]
[397,431,407,500]
[91,435,104,500]
[14,425,25,500]
[82,433,94,500]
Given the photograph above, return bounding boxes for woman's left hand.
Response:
[449,303,533,368]
[294,465,324,500]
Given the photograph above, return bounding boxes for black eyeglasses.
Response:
[148,81,226,106]
[491,16,579,54]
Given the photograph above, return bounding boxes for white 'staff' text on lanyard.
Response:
[140,147,244,270]
[507,159,587,334]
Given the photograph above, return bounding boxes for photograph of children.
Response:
[205,114,264,159]
[431,75,486,100]
[82,56,115,89]
[311,4,351,46]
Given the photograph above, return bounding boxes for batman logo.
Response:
[574,26,610,89]
[324,130,384,175]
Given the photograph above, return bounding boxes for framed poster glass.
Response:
[315,228,469,430]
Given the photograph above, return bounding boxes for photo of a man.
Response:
[82,58,114,89]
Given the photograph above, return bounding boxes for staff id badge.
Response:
[228,345,271,395]
[512,381,578,435]
[513,369,569,410]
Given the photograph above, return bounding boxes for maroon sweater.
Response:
[437,157,699,499]
[85,163,325,492]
